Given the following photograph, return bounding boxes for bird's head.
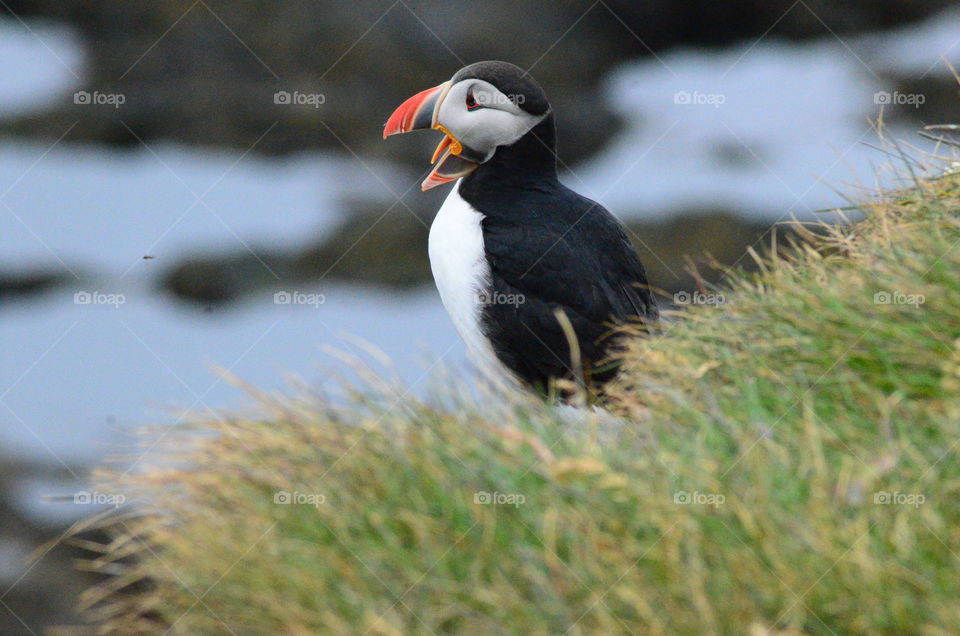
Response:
[383,61,551,191]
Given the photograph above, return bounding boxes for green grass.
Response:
[73,169,960,635]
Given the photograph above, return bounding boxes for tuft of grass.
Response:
[70,169,960,635]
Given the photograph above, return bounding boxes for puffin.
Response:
[383,60,658,397]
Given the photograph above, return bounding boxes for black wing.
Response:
[480,193,657,391]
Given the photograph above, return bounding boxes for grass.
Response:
[67,164,960,635]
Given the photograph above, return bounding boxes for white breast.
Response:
[428,184,515,385]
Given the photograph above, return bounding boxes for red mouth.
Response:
[383,82,449,138]
[383,81,478,190]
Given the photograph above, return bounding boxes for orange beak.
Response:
[383,81,479,191]
[383,82,449,139]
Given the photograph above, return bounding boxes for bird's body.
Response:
[428,183,510,382]
[386,61,657,395]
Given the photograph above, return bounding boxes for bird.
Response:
[384,60,658,398]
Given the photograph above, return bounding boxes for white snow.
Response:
[0,19,84,114]
[575,8,958,220]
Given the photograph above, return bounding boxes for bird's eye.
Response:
[466,90,480,110]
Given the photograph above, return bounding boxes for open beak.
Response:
[383,81,479,191]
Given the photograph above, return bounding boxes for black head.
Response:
[450,61,551,117]
[383,60,556,190]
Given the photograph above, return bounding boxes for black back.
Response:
[459,107,658,394]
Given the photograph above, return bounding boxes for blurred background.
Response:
[1,0,958,631]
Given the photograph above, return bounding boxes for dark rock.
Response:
[880,73,960,128]
[623,209,799,301]
[162,249,294,305]
[0,268,75,301]
[291,195,440,289]
[158,195,434,305]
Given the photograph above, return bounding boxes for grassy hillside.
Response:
[69,167,960,635]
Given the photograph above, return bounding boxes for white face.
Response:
[435,79,546,162]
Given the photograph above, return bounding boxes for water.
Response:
[1,285,463,463]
